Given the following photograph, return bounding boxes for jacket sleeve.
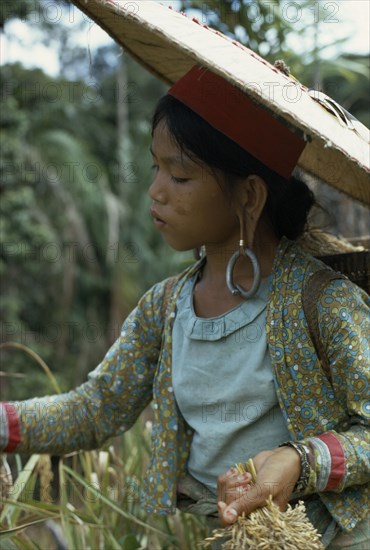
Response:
[302,279,370,494]
[0,282,165,455]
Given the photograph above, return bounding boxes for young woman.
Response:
[1,66,369,548]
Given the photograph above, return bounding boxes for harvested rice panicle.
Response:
[199,460,324,550]
[202,496,325,549]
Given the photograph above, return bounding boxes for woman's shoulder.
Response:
[272,237,326,285]
[272,237,369,304]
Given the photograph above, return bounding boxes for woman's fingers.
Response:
[217,500,238,525]
[218,482,267,526]
[217,469,252,504]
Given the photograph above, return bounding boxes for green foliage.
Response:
[0,0,40,28]
[0,54,186,398]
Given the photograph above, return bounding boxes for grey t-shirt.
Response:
[172,274,291,494]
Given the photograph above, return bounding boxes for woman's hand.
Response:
[217,446,301,526]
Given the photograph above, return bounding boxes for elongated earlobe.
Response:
[244,176,268,244]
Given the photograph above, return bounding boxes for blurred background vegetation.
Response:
[0,1,369,547]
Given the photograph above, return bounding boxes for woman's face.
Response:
[149,121,241,252]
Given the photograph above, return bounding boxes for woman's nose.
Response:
[148,172,168,204]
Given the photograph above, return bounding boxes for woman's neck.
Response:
[202,225,279,289]
[193,227,279,317]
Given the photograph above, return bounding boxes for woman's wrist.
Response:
[278,441,312,494]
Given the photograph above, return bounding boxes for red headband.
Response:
[169,66,305,179]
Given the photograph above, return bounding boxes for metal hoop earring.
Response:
[193,245,206,260]
[226,244,261,299]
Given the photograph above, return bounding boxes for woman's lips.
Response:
[150,207,166,228]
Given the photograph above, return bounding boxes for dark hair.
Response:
[152,94,315,240]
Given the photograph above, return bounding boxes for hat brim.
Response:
[72,0,370,206]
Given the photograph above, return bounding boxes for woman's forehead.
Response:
[151,122,199,169]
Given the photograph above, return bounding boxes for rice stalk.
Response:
[36,455,53,504]
[0,456,13,513]
[0,455,40,526]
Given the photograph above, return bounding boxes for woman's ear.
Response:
[236,175,268,246]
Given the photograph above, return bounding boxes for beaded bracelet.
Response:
[278,441,311,494]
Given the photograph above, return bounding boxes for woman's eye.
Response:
[171,176,189,184]
[151,164,189,184]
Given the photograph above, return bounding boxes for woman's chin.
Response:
[162,238,199,253]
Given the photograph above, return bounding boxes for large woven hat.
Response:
[72,0,370,206]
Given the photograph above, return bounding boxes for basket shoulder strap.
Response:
[302,270,346,383]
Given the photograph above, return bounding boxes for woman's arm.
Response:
[301,279,370,493]
[0,283,164,455]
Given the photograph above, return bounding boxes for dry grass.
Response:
[0,424,207,549]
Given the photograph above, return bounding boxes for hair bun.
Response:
[274,177,315,240]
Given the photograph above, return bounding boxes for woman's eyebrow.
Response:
[149,147,193,168]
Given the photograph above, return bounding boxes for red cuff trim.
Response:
[316,432,345,490]
[4,403,21,452]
